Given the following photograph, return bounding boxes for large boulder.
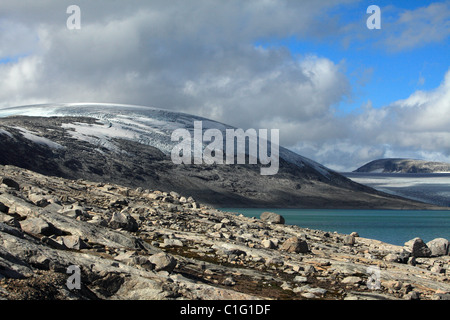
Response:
[260,212,285,225]
[404,238,431,258]
[280,236,309,254]
[426,238,449,257]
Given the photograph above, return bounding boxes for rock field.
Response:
[0,164,449,300]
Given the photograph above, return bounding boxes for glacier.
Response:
[0,103,334,178]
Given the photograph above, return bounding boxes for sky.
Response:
[0,0,449,171]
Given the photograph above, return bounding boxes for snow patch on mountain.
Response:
[13,126,64,150]
[0,103,334,177]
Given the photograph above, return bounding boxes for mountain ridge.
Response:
[0,103,444,209]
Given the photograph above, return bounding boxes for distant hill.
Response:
[354,158,450,173]
[0,103,443,210]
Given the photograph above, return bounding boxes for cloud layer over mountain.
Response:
[0,0,449,171]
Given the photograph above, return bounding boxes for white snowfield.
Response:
[0,103,333,178]
[13,126,65,150]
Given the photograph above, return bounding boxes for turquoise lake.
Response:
[220,209,450,246]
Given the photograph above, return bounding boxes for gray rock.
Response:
[343,235,355,246]
[109,211,138,232]
[294,276,308,283]
[404,238,432,258]
[407,256,416,266]
[163,238,184,247]
[261,239,277,249]
[41,236,66,250]
[260,212,285,225]
[430,265,444,274]
[0,213,20,229]
[62,235,90,250]
[301,292,316,299]
[1,178,19,190]
[280,237,309,253]
[114,251,154,270]
[307,287,327,296]
[20,217,58,236]
[89,215,108,227]
[0,222,23,238]
[223,277,236,286]
[59,208,83,219]
[28,193,51,207]
[148,252,177,273]
[342,276,363,285]
[384,253,400,263]
[426,238,449,257]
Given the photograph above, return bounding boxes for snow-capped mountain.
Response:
[0,103,331,176]
[0,103,441,209]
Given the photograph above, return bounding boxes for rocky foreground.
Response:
[0,164,449,301]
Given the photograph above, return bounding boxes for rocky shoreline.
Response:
[0,164,449,300]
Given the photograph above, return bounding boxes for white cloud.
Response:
[0,1,353,135]
[384,1,450,51]
[290,68,450,171]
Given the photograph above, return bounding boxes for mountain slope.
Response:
[0,103,443,209]
[355,158,450,174]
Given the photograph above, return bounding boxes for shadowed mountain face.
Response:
[0,103,442,209]
[355,158,450,174]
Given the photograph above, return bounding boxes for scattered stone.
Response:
[404,238,432,258]
[384,253,400,263]
[260,212,285,225]
[0,213,20,229]
[430,265,443,274]
[0,164,449,301]
[261,239,277,249]
[0,178,20,190]
[426,238,449,257]
[301,292,316,299]
[108,211,138,232]
[342,276,363,285]
[19,217,57,236]
[162,238,184,247]
[343,235,355,246]
[223,277,236,286]
[28,193,51,208]
[148,253,177,273]
[280,237,309,253]
[404,291,420,300]
[407,257,416,266]
[62,235,90,250]
[293,276,308,283]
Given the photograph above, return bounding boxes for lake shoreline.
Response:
[221,208,450,247]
